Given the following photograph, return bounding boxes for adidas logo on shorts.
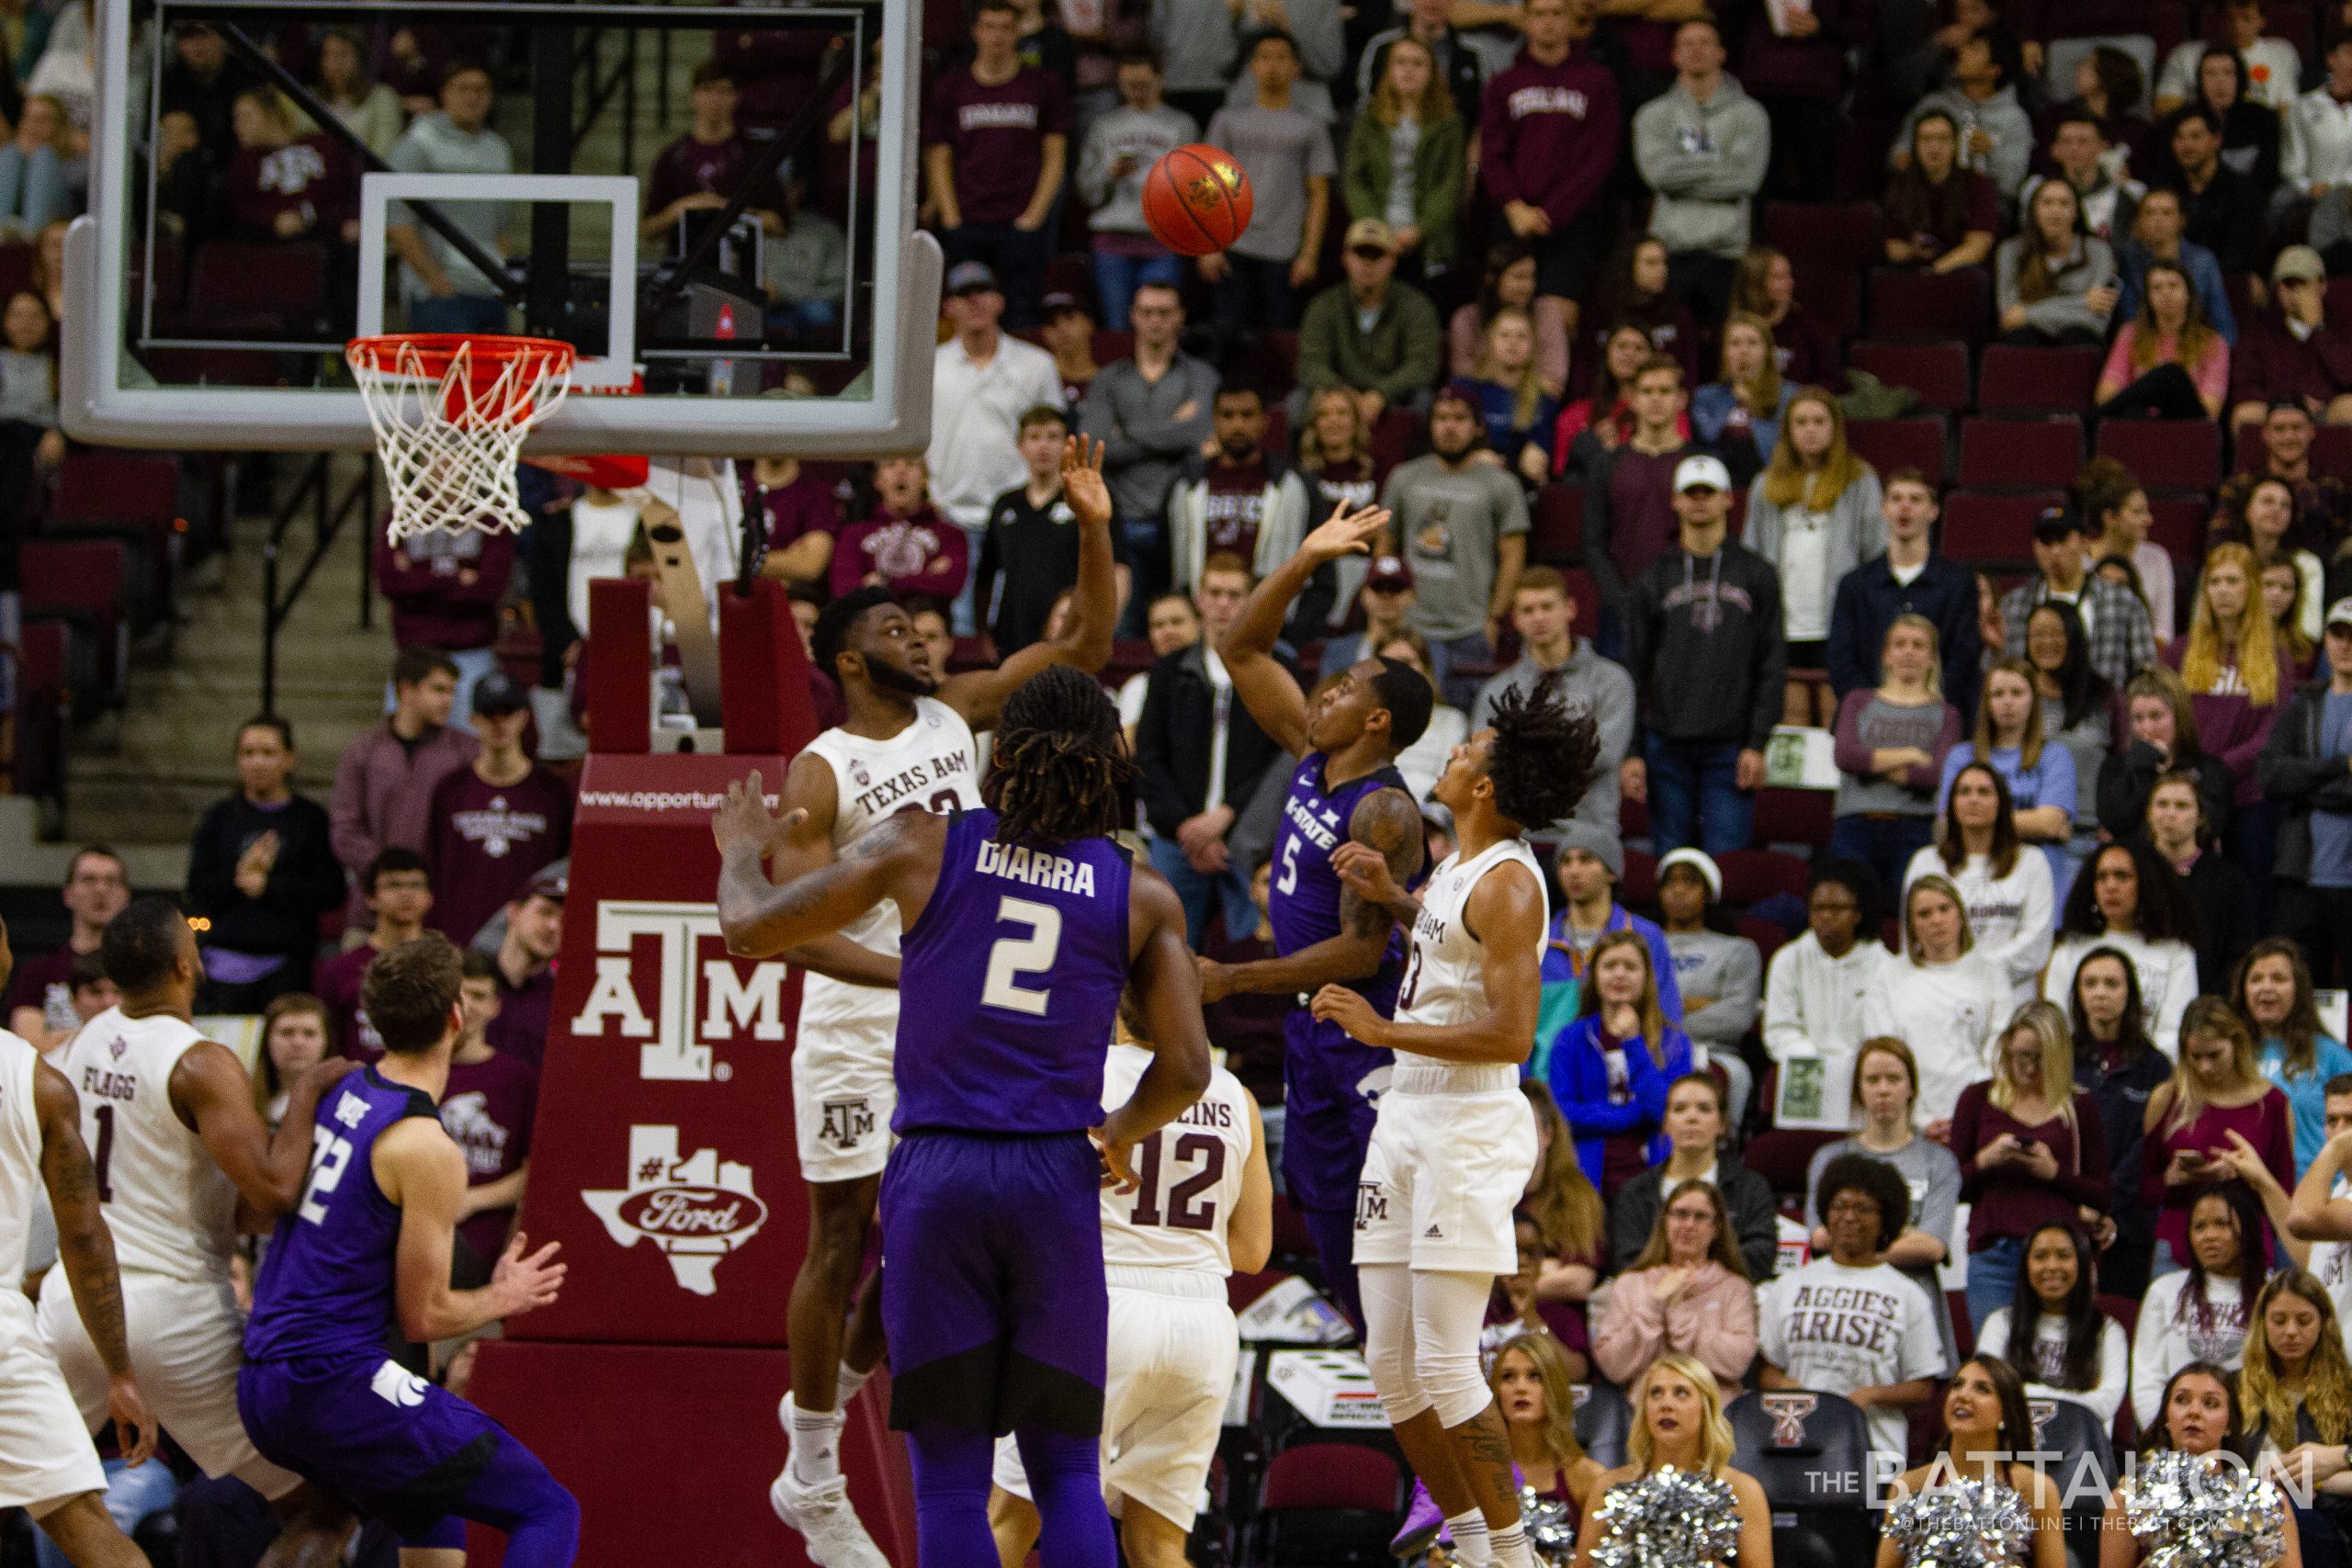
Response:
[1423,1224,1442,1238]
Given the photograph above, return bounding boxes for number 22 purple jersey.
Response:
[1267,754,1417,1008]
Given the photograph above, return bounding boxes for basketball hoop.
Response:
[348,333,581,543]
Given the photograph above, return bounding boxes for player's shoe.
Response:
[1390,1481,1443,1558]
[770,1469,890,1568]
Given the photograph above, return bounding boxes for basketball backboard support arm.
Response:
[61,0,943,458]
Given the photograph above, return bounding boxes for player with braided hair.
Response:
[1312,673,1600,1568]
[744,439,1118,1568]
[713,668,1212,1568]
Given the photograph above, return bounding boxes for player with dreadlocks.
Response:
[714,664,1212,1568]
[745,438,1116,1567]
[1199,500,1430,1330]
[1314,674,1600,1568]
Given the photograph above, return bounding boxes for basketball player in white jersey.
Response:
[983,1003,1272,1568]
[1314,676,1599,1568]
[0,914,157,1568]
[34,898,348,1562]
[758,436,1118,1565]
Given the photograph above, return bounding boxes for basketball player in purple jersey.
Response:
[1195,503,1430,1326]
[715,664,1212,1568]
[1316,677,1598,1568]
[754,436,1117,1566]
[238,935,575,1568]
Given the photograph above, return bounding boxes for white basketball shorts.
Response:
[1352,1084,1537,1275]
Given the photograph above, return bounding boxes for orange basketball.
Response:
[1142,144,1254,257]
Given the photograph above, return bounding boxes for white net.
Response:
[347,335,576,543]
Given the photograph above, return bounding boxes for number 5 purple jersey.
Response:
[243,1065,440,1363]
[892,807,1135,1138]
[1267,755,1418,1006]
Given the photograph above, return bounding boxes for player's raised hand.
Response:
[108,1371,157,1466]
[1059,435,1113,529]
[491,1233,567,1319]
[1331,840,1404,908]
[1301,500,1392,565]
[711,771,784,859]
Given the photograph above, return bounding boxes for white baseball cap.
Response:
[1674,454,1733,494]
[2327,597,2352,632]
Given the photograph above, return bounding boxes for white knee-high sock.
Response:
[1446,1509,1493,1566]
[1488,1521,1532,1568]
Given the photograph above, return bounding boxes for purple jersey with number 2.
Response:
[893,807,1134,1136]
[1268,753,1415,1004]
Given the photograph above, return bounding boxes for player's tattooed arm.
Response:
[35,1062,157,1464]
[944,436,1118,730]
[719,784,944,955]
[1316,855,1542,1061]
[1216,499,1393,755]
[1197,785,1422,1001]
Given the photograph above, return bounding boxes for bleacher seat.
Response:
[1716,848,1811,907]
[2097,420,2221,492]
[1370,409,1419,474]
[2144,496,2207,566]
[1561,568,1600,639]
[49,452,182,630]
[1754,787,1835,851]
[1,619,67,810]
[1848,340,1970,412]
[1736,913,1789,965]
[1866,266,1992,346]
[1250,1443,1405,1568]
[18,538,129,709]
[1959,417,2082,490]
[1728,1389,1879,1568]
[1764,202,1886,270]
[1845,417,1946,485]
[1940,490,2064,566]
[1571,1381,1633,1467]
[1792,266,1860,341]
[1623,847,1657,907]
[1532,484,1584,565]
[2028,1397,2116,1568]
[187,241,328,333]
[1745,1123,1843,1196]
[1977,344,2104,416]
[0,240,34,302]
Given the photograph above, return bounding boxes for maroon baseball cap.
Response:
[1365,555,1414,592]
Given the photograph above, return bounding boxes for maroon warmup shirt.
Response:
[922,65,1069,225]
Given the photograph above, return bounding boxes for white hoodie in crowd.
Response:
[1903,845,2055,1004]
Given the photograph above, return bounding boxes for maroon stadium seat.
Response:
[187,241,327,327]
[2097,419,2222,492]
[1845,416,1947,484]
[1792,265,1860,340]
[1976,344,2104,415]
[1736,913,1788,966]
[1532,483,1584,564]
[1866,267,1992,346]
[1940,490,2066,566]
[1622,847,1657,907]
[1716,848,1811,906]
[1754,786,1835,849]
[1848,340,1971,412]
[2144,497,2208,562]
[1958,417,2083,490]
[1763,202,1886,270]
[1560,569,1600,639]
[1746,1125,1843,1196]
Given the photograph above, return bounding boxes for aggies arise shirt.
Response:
[923,65,1069,225]
[1758,1258,1946,1461]
[424,767,574,948]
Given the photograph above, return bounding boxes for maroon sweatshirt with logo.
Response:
[1477,46,1622,229]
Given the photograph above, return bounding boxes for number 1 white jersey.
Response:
[1395,839,1545,1079]
[797,696,982,1030]
[51,1007,234,1284]
[1101,1043,1252,1279]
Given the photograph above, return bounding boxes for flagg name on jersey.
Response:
[80,1066,138,1103]
[976,839,1100,897]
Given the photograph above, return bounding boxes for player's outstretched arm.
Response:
[1201,785,1424,1000]
[379,1118,565,1343]
[1311,857,1543,1064]
[1217,499,1393,756]
[943,436,1119,732]
[35,1061,155,1466]
[172,1038,334,1219]
[731,751,901,986]
[2291,1127,2352,1240]
[1097,867,1214,1190]
[716,772,947,956]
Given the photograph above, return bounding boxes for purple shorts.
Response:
[1281,1011,1392,1214]
[878,1130,1107,1438]
[237,1355,499,1538]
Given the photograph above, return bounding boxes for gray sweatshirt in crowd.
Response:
[1993,233,2118,341]
[1632,75,1771,260]
[1663,928,1762,1050]
[1078,104,1201,236]
[1080,352,1223,530]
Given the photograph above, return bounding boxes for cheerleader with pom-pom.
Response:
[1568,1353,1771,1568]
[2098,1361,2303,1568]
[1875,1354,2066,1568]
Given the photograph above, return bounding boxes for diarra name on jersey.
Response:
[976,838,1100,897]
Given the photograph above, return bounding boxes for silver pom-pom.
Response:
[1589,1465,1742,1568]
[2123,1450,2289,1568]
[1885,1475,2033,1567]
[1518,1484,1578,1565]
